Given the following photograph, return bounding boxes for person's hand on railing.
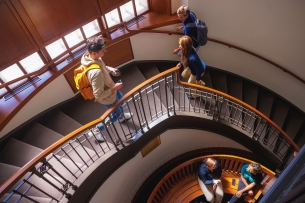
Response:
[176,26,183,31]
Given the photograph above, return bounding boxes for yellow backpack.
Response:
[74,63,101,100]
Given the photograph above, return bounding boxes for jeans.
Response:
[101,90,125,122]
[228,178,248,203]
[96,90,125,131]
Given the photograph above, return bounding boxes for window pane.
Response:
[135,0,148,15]
[64,29,84,48]
[105,9,120,27]
[83,20,101,38]
[120,1,135,22]
[19,52,45,73]
[0,64,24,83]
[45,39,67,59]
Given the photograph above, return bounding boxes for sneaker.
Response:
[118,113,133,123]
[94,133,105,143]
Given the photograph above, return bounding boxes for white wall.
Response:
[90,129,250,203]
[0,74,75,138]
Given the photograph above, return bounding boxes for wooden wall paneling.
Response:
[64,38,134,93]
[16,0,100,44]
[98,0,130,14]
[0,1,38,70]
[149,0,171,14]
[103,38,134,67]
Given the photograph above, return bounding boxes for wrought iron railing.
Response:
[0,66,299,202]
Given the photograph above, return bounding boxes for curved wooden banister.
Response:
[148,154,276,203]
[0,117,102,196]
[125,25,305,85]
[0,65,299,199]
[175,73,300,152]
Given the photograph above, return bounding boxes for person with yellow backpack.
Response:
[75,35,133,142]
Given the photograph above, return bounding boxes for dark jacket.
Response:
[183,12,199,48]
[198,159,222,185]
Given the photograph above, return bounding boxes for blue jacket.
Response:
[198,159,222,185]
[183,12,199,48]
[180,50,206,81]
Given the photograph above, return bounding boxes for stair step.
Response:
[243,84,258,108]
[137,62,160,80]
[0,163,20,186]
[20,123,63,150]
[119,64,147,94]
[202,68,213,88]
[138,63,174,110]
[284,110,305,141]
[209,69,228,93]
[40,110,82,136]
[16,172,65,200]
[61,95,106,125]
[270,100,290,128]
[227,76,243,100]
[0,139,43,167]
[257,91,274,117]
[155,61,177,73]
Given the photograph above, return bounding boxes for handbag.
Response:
[181,67,191,79]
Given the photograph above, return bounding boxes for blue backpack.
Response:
[186,12,208,46]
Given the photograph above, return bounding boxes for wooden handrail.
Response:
[0,118,102,196]
[125,25,305,85]
[0,65,299,198]
[148,154,276,203]
[175,73,300,152]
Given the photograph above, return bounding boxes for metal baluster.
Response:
[68,142,88,167]
[11,190,40,203]
[109,116,125,147]
[61,147,83,173]
[92,127,109,152]
[102,120,120,151]
[76,137,94,162]
[84,131,103,156]
[52,154,77,179]
[42,160,78,190]
[32,164,73,199]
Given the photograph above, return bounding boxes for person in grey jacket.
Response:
[198,157,223,203]
[81,35,133,140]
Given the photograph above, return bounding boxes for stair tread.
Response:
[257,91,274,117]
[209,69,228,93]
[0,163,20,186]
[61,95,106,125]
[270,100,290,128]
[20,123,63,149]
[243,84,258,108]
[227,76,243,100]
[0,139,43,167]
[284,110,305,140]
[40,110,82,136]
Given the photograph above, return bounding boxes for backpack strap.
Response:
[85,63,101,72]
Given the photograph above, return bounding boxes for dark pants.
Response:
[228,178,249,203]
